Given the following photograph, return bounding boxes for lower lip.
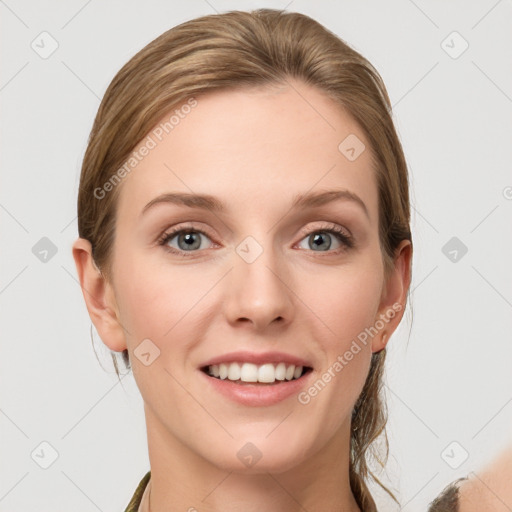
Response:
[199,369,313,407]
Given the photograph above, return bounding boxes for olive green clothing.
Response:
[124,471,151,512]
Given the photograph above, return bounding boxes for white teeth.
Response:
[258,363,276,383]
[219,363,228,379]
[228,362,241,381]
[240,363,258,382]
[207,362,305,383]
[275,362,286,380]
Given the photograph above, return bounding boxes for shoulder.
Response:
[124,471,151,512]
[427,477,467,512]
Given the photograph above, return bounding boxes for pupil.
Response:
[180,232,200,250]
[311,233,330,251]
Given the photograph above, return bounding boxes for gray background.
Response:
[1,0,511,510]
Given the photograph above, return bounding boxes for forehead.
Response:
[116,79,378,223]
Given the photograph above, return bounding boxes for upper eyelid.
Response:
[159,222,352,247]
[160,221,350,237]
[297,221,351,238]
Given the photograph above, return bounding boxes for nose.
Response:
[223,237,295,332]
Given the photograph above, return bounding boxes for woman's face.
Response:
[93,79,407,473]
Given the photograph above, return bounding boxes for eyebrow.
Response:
[141,189,369,219]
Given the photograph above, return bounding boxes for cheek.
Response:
[111,250,180,340]
[295,256,382,415]
[299,257,383,348]
[112,248,220,355]
[114,238,384,353]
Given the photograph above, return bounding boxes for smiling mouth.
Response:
[201,362,313,385]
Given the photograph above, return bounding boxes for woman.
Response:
[72,9,412,511]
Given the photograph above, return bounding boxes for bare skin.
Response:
[458,445,512,512]
[73,78,411,512]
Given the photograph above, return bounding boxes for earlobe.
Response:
[373,332,388,354]
[372,330,392,354]
[372,239,412,353]
[72,238,127,353]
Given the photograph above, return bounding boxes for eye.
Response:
[296,225,354,253]
[158,226,215,256]
[157,222,354,258]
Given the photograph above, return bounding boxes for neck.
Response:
[142,405,362,512]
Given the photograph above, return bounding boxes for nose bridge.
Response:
[224,233,294,328]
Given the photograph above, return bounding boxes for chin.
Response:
[203,436,313,475]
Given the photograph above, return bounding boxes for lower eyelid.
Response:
[296,230,353,251]
[160,229,213,248]
[160,231,352,257]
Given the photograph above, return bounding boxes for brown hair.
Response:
[77,8,412,510]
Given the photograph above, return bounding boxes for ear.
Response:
[72,238,127,352]
[372,239,412,353]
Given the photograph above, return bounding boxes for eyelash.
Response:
[157,223,354,258]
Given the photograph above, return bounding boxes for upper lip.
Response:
[200,351,313,369]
